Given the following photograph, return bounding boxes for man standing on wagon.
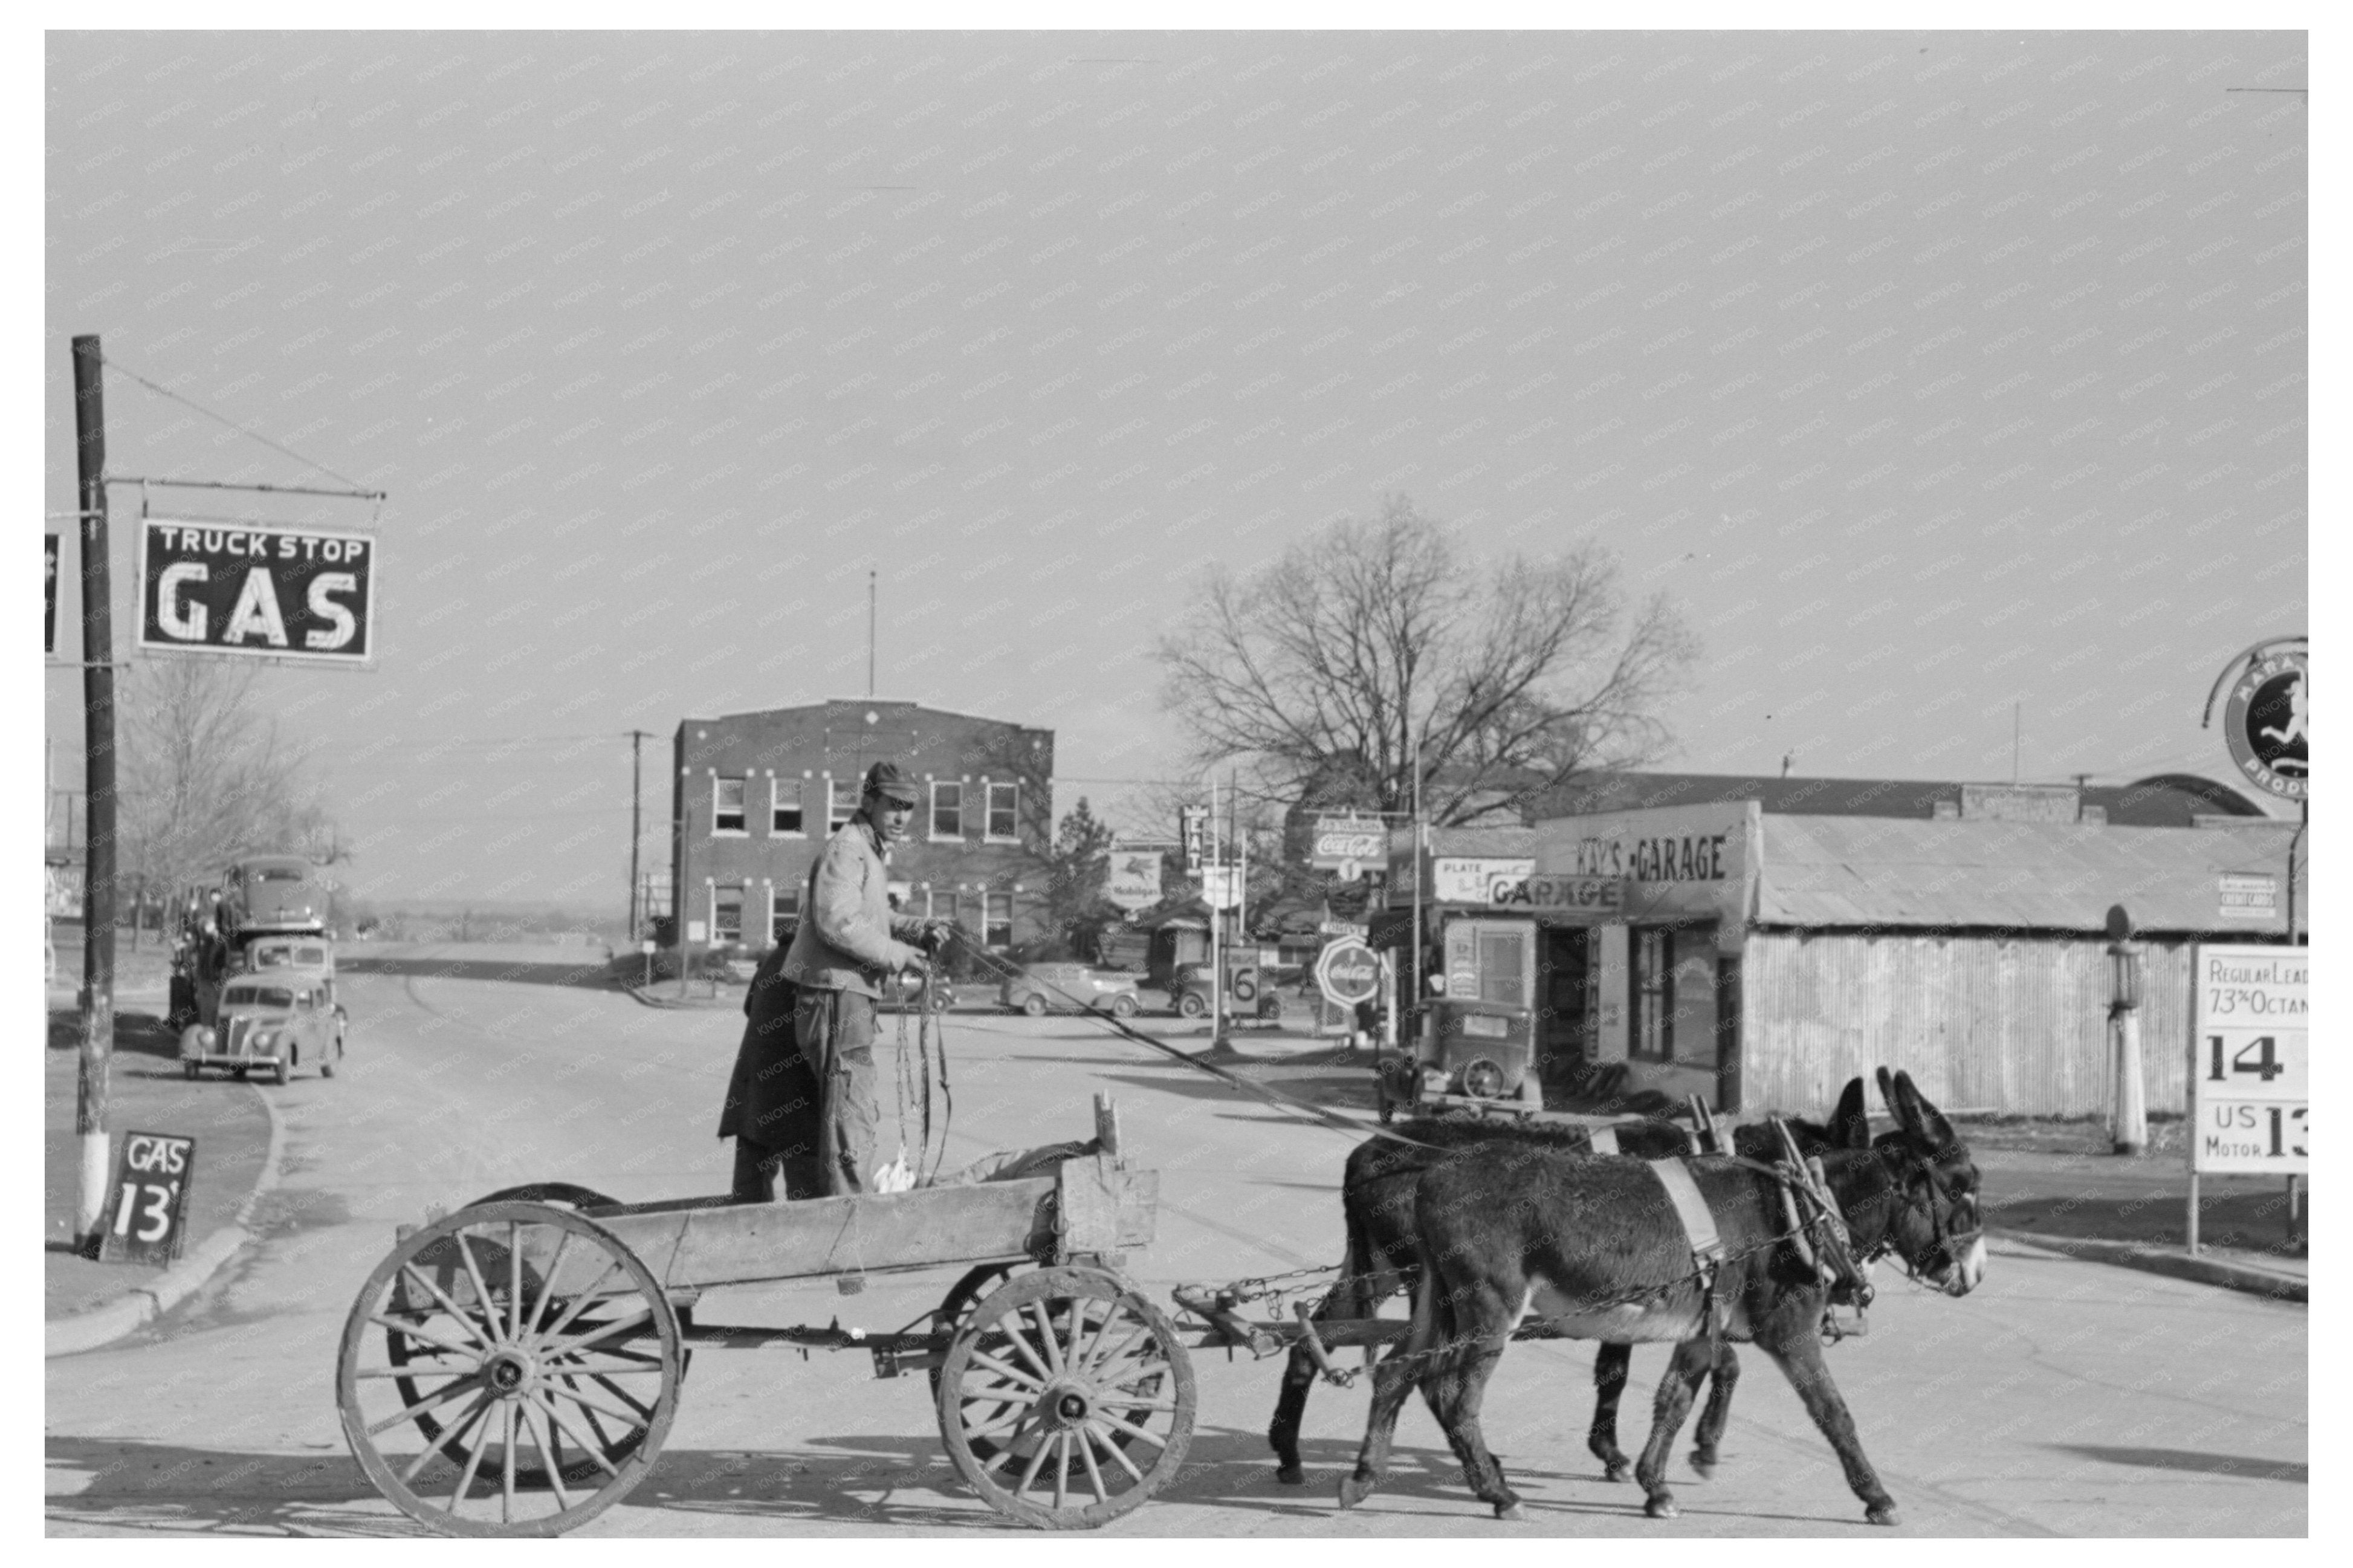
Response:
[778,760,951,1196]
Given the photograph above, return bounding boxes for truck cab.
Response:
[1377,913,1540,1116]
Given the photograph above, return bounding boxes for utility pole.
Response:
[627,730,650,940]
[71,334,117,1252]
[868,569,877,698]
[676,757,695,1000]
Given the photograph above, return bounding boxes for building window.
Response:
[985,892,1013,948]
[771,777,805,835]
[1632,928,1674,1061]
[929,888,957,925]
[829,777,857,832]
[931,780,964,840]
[713,884,743,945]
[712,776,746,835]
[771,883,801,941]
[986,780,1018,841]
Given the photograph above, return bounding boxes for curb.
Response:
[625,985,739,1011]
[1993,1229,2307,1304]
[45,1076,290,1358]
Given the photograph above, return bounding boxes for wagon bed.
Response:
[338,1097,1193,1536]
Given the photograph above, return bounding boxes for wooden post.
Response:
[71,333,117,1252]
[2187,1171,2201,1255]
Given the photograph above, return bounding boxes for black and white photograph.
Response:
[40,16,2311,1541]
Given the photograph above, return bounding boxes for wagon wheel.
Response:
[936,1266,1196,1530]
[927,1262,1026,1417]
[339,1200,681,1537]
[387,1185,643,1482]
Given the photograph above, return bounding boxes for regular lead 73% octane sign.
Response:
[2190,945,2306,1174]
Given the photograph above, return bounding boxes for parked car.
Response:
[880,970,956,1012]
[180,970,346,1084]
[999,963,1141,1019]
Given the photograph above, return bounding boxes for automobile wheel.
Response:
[183,1061,200,1081]
[1021,993,1048,1019]
[930,988,953,1013]
[1177,992,1206,1019]
[1110,994,1138,1019]
[1257,991,1285,1022]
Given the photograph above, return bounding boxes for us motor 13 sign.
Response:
[138,519,377,664]
[2190,945,2306,1174]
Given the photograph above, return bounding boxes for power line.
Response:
[100,355,375,493]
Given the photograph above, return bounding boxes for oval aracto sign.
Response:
[2222,646,2308,801]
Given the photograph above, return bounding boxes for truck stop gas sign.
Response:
[99,1132,198,1266]
[2190,946,2306,1174]
[138,518,377,666]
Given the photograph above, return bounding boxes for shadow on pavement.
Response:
[2045,1445,2306,1485]
[48,1424,1643,1535]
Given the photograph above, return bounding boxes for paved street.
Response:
[47,972,2306,1537]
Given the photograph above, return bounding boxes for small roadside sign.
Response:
[99,1132,196,1266]
[1318,919,1368,938]
[1310,815,1387,869]
[1315,938,1382,1008]
[2190,945,2306,1174]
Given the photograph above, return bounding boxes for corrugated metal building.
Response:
[1379,783,2303,1117]
[1733,814,2302,1117]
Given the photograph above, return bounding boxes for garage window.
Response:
[1632,928,1675,1061]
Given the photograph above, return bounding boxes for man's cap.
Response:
[863,760,919,805]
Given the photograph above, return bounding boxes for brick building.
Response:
[672,698,1055,956]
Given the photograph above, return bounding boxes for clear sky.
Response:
[42,28,2308,906]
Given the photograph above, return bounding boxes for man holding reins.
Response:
[772,760,952,1196]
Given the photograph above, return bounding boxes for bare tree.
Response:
[1153,496,1698,828]
[116,658,343,933]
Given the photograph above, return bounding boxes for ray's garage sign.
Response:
[138,519,377,664]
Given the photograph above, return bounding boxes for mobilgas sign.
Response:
[138,519,377,665]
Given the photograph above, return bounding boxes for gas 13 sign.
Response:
[2190,945,2306,1174]
[138,519,377,665]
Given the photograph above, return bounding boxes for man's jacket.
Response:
[778,816,925,997]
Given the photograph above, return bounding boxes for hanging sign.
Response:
[1310,815,1387,869]
[2190,945,2306,1174]
[2216,644,2307,802]
[99,1132,197,1265]
[1105,850,1164,911]
[137,519,378,666]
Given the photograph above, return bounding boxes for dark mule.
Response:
[1338,1070,1982,1526]
[1269,1078,1874,1487]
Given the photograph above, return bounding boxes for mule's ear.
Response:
[1833,1077,1870,1148]
[1896,1070,1959,1152]
[1875,1066,1908,1133]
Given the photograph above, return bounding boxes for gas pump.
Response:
[1376,911,1541,1117]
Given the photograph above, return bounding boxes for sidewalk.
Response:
[45,991,278,1335]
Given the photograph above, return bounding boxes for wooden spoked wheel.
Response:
[936,1267,1196,1529]
[338,1200,681,1537]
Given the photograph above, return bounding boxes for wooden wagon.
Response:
[337,1098,1194,1535]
